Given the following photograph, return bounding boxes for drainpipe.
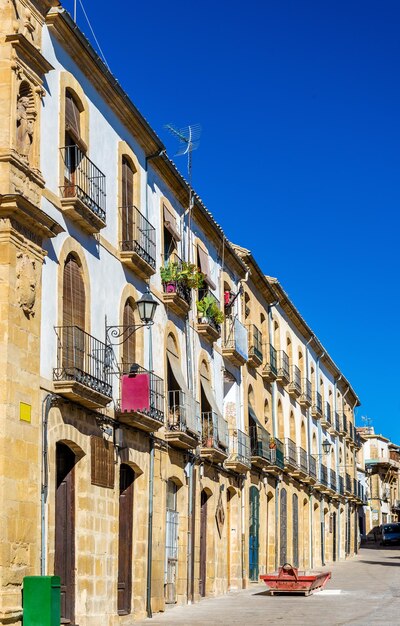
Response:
[146,435,155,618]
[41,393,58,576]
[305,335,314,569]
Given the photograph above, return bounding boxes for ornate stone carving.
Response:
[16,252,37,317]
[16,81,36,162]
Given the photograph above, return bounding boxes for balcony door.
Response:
[55,443,76,625]
[249,486,259,581]
[62,254,85,372]
[121,157,134,248]
[165,480,179,604]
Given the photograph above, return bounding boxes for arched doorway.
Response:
[280,488,287,565]
[249,486,260,581]
[332,511,337,562]
[118,464,135,615]
[199,490,209,597]
[55,442,76,624]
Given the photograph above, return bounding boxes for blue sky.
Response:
[65,1,400,441]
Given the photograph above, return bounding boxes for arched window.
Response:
[298,349,304,378]
[273,320,280,351]
[277,400,284,439]
[286,335,292,362]
[63,253,85,329]
[264,398,270,429]
[122,299,136,372]
[63,90,85,198]
[289,411,296,442]
[65,89,82,147]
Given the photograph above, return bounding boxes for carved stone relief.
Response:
[16,252,37,317]
[16,81,35,162]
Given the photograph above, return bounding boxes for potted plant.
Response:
[160,262,179,293]
[269,437,277,450]
[179,262,204,289]
[197,293,215,323]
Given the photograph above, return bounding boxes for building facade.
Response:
[0,2,364,625]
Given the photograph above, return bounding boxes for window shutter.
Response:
[121,158,134,243]
[63,254,85,329]
[163,205,181,241]
[91,436,115,488]
[122,300,136,372]
[65,91,81,143]
[197,245,216,290]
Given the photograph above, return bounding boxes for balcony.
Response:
[250,429,284,475]
[222,317,248,366]
[119,205,156,279]
[299,378,312,408]
[262,344,277,382]
[53,326,112,408]
[345,472,352,496]
[197,288,222,343]
[165,390,201,449]
[60,145,106,233]
[276,350,290,386]
[161,253,191,316]
[316,463,330,494]
[288,365,301,399]
[284,438,298,473]
[200,411,229,463]
[330,469,337,494]
[308,454,318,484]
[320,401,332,428]
[225,428,251,473]
[116,366,164,432]
[338,474,344,496]
[295,446,309,481]
[330,411,340,435]
[347,421,354,445]
[247,324,263,368]
[311,392,323,419]
[338,412,348,437]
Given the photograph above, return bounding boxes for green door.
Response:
[249,486,260,581]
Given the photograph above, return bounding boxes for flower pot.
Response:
[165,281,177,293]
[199,316,210,324]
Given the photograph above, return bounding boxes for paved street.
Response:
[137,546,400,625]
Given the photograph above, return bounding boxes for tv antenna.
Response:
[165,123,201,262]
[361,415,373,432]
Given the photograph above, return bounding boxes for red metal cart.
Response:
[260,563,331,596]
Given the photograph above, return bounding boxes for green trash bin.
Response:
[23,576,60,626]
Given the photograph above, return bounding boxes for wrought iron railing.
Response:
[330,469,337,492]
[167,390,201,437]
[284,438,298,467]
[308,454,317,479]
[300,378,312,405]
[313,392,322,415]
[320,463,329,487]
[198,287,222,334]
[223,316,248,361]
[276,350,290,381]
[263,343,277,377]
[60,145,106,222]
[118,364,164,422]
[297,446,308,473]
[228,428,251,468]
[338,474,344,495]
[289,365,301,395]
[120,205,156,268]
[162,253,191,306]
[248,324,263,362]
[201,411,229,451]
[345,472,352,493]
[334,412,340,432]
[54,326,112,397]
[324,401,332,424]
[270,437,285,469]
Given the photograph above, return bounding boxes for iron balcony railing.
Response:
[228,428,251,468]
[247,324,263,362]
[60,145,106,222]
[330,469,337,492]
[54,326,112,397]
[320,463,329,487]
[312,392,322,416]
[284,438,298,467]
[167,390,201,437]
[308,454,317,480]
[201,411,229,451]
[118,364,164,422]
[338,474,344,495]
[162,253,191,306]
[250,428,284,469]
[297,446,308,473]
[353,478,358,497]
[120,205,156,269]
[345,472,352,493]
[276,350,290,381]
[334,412,340,432]
[289,365,301,395]
[341,413,348,434]
[349,422,354,440]
[198,287,222,334]
[263,343,277,377]
[270,437,285,469]
[300,378,312,405]
[223,316,249,361]
[324,401,332,424]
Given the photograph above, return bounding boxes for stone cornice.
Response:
[6,33,54,75]
[0,193,64,241]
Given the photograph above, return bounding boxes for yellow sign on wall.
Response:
[20,402,31,423]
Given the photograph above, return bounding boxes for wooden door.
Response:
[332,512,337,561]
[292,494,299,567]
[55,443,76,625]
[199,491,207,597]
[249,486,260,581]
[227,491,232,588]
[118,465,134,615]
[279,488,287,566]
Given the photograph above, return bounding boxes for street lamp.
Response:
[322,439,332,455]
[105,288,159,347]
[136,290,159,325]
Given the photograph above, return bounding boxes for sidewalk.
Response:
[136,546,400,625]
